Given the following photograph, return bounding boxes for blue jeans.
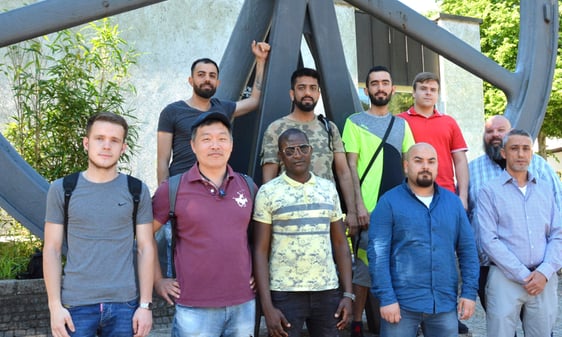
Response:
[380,307,457,337]
[271,289,341,337]
[172,298,255,337]
[65,300,137,337]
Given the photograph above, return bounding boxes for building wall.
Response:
[0,279,174,336]
[547,155,562,177]
[546,138,562,177]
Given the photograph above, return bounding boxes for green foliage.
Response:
[0,19,139,278]
[542,44,562,140]
[389,92,414,115]
[358,89,413,114]
[0,19,139,181]
[0,211,42,279]
[438,0,562,154]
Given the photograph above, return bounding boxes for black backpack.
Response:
[317,114,334,151]
[16,248,44,279]
[62,172,142,244]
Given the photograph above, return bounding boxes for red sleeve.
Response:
[449,117,468,152]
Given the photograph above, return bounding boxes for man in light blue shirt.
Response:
[468,115,562,221]
[468,115,562,309]
[368,143,479,337]
[477,129,562,337]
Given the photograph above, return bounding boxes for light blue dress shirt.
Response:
[477,170,562,283]
[468,153,562,265]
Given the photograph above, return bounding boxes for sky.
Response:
[398,0,438,13]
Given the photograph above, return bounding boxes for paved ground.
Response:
[149,276,562,336]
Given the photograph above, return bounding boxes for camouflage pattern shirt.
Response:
[260,115,345,182]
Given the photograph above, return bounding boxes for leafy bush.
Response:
[0,19,139,277]
[1,18,140,181]
[0,211,42,279]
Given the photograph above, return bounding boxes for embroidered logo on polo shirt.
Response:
[233,192,248,208]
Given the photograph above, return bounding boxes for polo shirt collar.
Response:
[186,163,235,184]
[407,106,442,118]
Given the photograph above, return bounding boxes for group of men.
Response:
[42,39,561,337]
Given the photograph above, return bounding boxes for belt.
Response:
[490,262,538,271]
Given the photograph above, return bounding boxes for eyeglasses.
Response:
[282,144,312,157]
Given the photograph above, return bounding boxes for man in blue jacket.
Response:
[367,142,479,337]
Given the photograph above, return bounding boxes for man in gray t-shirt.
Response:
[156,41,271,186]
[43,112,155,337]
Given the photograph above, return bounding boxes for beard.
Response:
[193,84,216,99]
[369,91,393,107]
[485,142,503,161]
[416,172,433,187]
[294,98,317,112]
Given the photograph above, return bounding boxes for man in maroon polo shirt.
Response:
[152,111,257,336]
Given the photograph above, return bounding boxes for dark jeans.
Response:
[271,289,341,337]
[66,300,137,337]
[478,265,490,311]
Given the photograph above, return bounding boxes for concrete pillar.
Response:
[437,13,485,160]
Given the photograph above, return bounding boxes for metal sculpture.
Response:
[0,0,167,47]
[0,0,558,240]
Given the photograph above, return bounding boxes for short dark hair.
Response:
[365,65,392,85]
[290,68,320,90]
[86,112,128,140]
[278,128,309,151]
[191,58,219,76]
[502,129,532,148]
[412,72,440,90]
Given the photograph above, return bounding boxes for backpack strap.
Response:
[239,173,256,200]
[168,174,182,220]
[359,116,395,186]
[167,174,183,278]
[127,175,142,236]
[239,173,257,249]
[63,172,142,244]
[317,114,334,151]
[62,172,80,245]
